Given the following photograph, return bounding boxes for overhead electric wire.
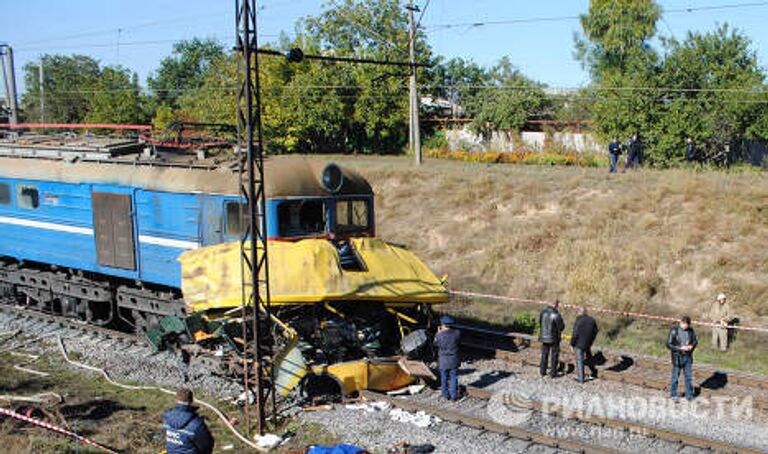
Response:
[424,0,768,32]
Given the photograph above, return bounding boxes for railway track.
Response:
[457,324,768,413]
[360,389,619,454]
[0,303,142,346]
[362,385,760,454]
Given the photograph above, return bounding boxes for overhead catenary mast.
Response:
[235,0,274,436]
[0,45,19,125]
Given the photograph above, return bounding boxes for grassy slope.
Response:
[308,155,768,373]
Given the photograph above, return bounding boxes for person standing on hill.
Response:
[667,316,698,402]
[570,307,599,383]
[434,315,461,401]
[539,300,565,378]
[608,136,622,173]
[623,133,641,171]
[685,136,696,163]
[709,293,733,351]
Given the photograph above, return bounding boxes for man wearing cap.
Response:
[709,293,733,351]
[434,315,461,401]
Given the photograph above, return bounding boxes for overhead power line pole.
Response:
[235,0,273,437]
[0,45,19,125]
[39,60,45,123]
[406,1,422,165]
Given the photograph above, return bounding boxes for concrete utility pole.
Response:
[406,1,422,165]
[0,45,19,125]
[39,60,45,123]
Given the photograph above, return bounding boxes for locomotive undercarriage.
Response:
[0,257,185,332]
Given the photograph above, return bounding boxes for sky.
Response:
[3,0,768,95]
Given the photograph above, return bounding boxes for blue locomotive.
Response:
[0,135,376,332]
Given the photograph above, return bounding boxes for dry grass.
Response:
[304,155,768,356]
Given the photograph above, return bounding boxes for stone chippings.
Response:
[3,312,766,453]
[0,312,242,400]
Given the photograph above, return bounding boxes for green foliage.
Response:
[510,311,537,335]
[85,66,149,124]
[21,54,100,123]
[577,0,767,166]
[147,38,225,109]
[423,130,448,150]
[468,57,550,136]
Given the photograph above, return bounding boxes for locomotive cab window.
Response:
[0,183,10,205]
[17,185,40,210]
[336,199,370,233]
[225,201,248,237]
[278,200,326,237]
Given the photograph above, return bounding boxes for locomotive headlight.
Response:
[321,163,344,193]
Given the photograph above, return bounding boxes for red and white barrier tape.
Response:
[450,290,768,334]
[0,407,117,453]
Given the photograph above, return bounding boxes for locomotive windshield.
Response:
[335,199,370,234]
[278,199,326,237]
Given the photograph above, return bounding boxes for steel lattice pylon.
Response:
[235,0,274,436]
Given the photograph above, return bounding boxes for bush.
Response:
[427,149,608,168]
[423,131,448,150]
[510,311,537,334]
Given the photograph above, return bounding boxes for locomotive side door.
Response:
[92,192,136,270]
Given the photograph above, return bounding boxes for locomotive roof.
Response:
[0,155,373,198]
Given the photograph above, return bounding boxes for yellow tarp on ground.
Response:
[179,238,448,312]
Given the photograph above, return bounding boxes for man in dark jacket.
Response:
[163,388,214,454]
[623,133,641,171]
[667,316,698,402]
[608,136,621,173]
[685,137,696,163]
[570,307,599,383]
[434,315,461,400]
[539,300,565,378]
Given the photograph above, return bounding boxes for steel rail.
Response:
[464,386,765,454]
[0,303,142,346]
[360,389,620,454]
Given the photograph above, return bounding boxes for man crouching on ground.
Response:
[434,315,461,401]
[163,388,214,454]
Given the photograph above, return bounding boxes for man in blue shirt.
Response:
[163,388,214,454]
[434,315,461,401]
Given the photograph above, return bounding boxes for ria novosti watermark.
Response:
[487,380,754,440]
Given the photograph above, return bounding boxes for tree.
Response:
[20,54,100,123]
[148,38,225,109]
[575,0,661,147]
[427,57,489,117]
[468,57,550,137]
[654,25,765,164]
[85,66,149,125]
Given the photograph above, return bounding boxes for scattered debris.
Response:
[345,401,390,412]
[386,385,425,396]
[303,404,334,412]
[254,433,283,450]
[388,408,440,428]
[388,442,436,454]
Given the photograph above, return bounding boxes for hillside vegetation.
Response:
[319,156,768,328]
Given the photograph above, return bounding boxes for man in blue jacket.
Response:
[434,315,461,401]
[163,388,214,454]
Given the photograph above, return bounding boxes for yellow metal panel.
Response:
[311,359,415,395]
[179,238,448,313]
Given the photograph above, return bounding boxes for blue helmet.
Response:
[439,315,455,326]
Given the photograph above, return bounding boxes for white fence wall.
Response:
[444,126,602,153]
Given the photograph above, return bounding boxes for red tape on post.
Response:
[0,407,117,453]
[450,290,768,333]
